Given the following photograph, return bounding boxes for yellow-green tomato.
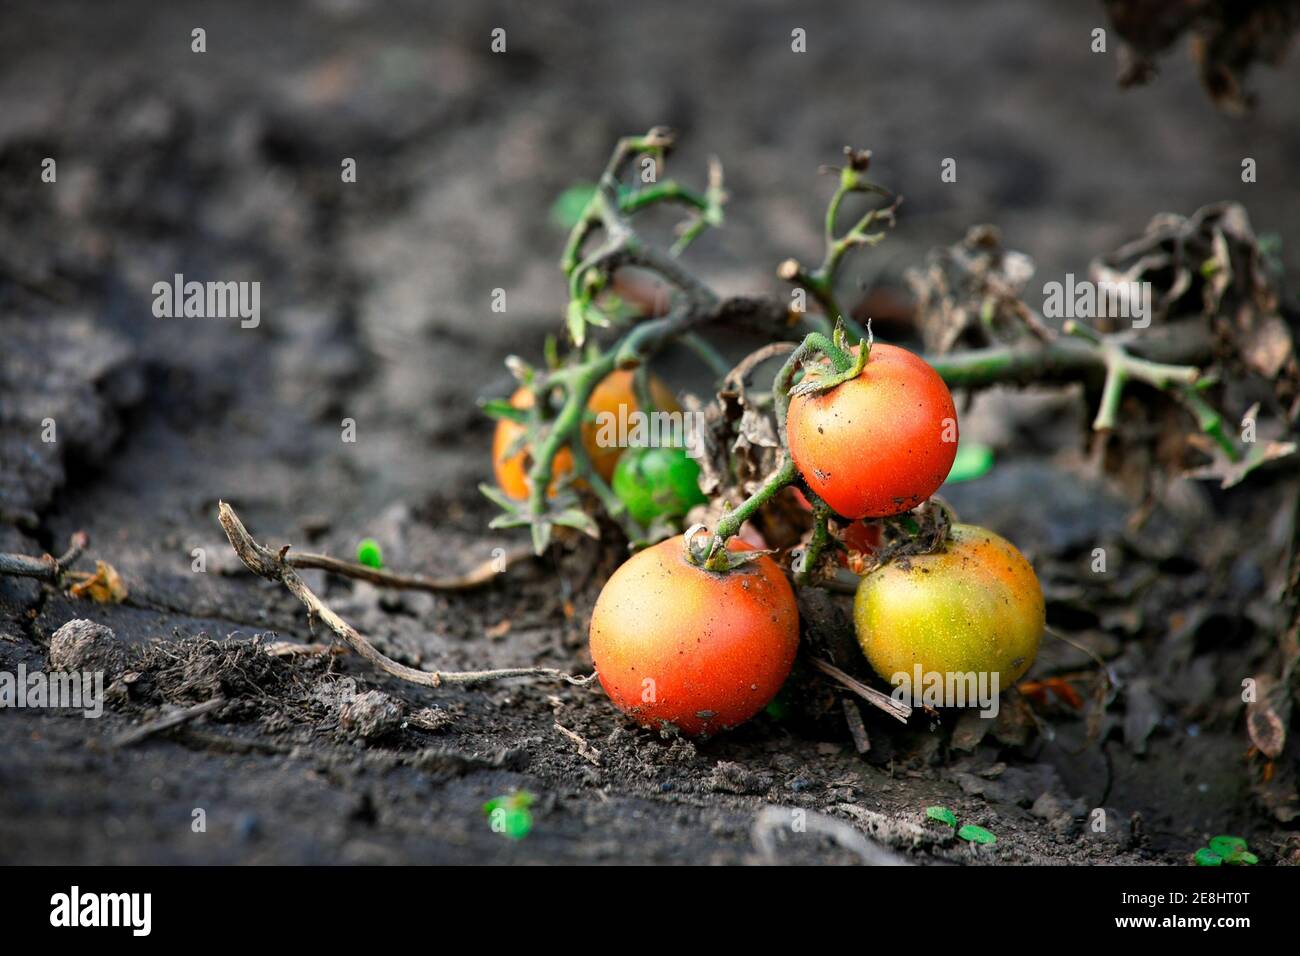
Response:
[853,524,1043,693]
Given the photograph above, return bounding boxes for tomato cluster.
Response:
[498,344,1042,736]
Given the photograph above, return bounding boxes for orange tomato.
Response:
[492,371,679,501]
[589,535,799,736]
[786,343,957,519]
[583,370,679,482]
[492,388,574,500]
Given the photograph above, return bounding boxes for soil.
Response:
[2,0,1298,864]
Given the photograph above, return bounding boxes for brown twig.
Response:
[0,531,89,584]
[285,546,534,592]
[111,697,225,749]
[217,502,596,689]
[554,721,602,765]
[811,657,912,723]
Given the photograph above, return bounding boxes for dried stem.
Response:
[217,502,595,689]
[0,531,89,585]
[286,545,534,592]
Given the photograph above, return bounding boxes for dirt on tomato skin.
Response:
[2,0,1298,865]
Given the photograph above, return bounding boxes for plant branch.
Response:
[0,531,89,585]
[217,502,595,688]
[285,546,535,592]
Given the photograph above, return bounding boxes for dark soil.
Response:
[2,0,1298,864]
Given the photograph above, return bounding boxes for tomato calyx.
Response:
[682,523,777,573]
[788,319,872,399]
[845,500,956,575]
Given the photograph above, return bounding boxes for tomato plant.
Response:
[491,387,576,501]
[611,446,706,524]
[492,371,677,501]
[588,534,799,735]
[852,523,1044,688]
[786,343,958,519]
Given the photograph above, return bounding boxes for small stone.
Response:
[338,690,404,739]
[48,619,128,676]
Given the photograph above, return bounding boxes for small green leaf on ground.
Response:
[1208,835,1247,858]
[1193,847,1223,866]
[926,806,958,828]
[356,538,383,569]
[484,791,535,841]
[957,824,997,845]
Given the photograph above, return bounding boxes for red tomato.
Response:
[840,520,883,569]
[786,343,957,518]
[588,536,799,736]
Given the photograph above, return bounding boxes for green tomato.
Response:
[612,446,707,525]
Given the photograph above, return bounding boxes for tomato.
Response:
[611,446,707,524]
[589,535,800,735]
[492,370,678,501]
[583,370,680,482]
[786,343,957,519]
[853,524,1043,692]
[492,387,575,500]
[839,520,882,570]
[789,486,882,569]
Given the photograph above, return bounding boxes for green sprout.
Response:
[925,806,958,829]
[355,538,383,569]
[957,824,998,846]
[484,791,536,841]
[1195,835,1257,866]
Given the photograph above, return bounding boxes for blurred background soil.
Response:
[1,0,1298,863]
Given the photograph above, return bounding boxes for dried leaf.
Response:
[67,560,127,604]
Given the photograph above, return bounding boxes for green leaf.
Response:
[550,183,598,229]
[355,538,383,569]
[480,398,528,423]
[1208,835,1247,858]
[957,824,997,846]
[1193,847,1223,867]
[478,483,519,512]
[530,519,552,555]
[566,299,587,347]
[926,806,958,828]
[944,441,995,485]
[1228,851,1258,866]
[552,509,601,539]
[484,791,536,841]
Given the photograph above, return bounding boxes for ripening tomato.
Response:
[840,519,882,569]
[786,343,957,519]
[611,445,707,525]
[589,535,799,735]
[789,487,881,569]
[492,387,575,501]
[853,524,1044,691]
[583,370,680,483]
[492,370,679,501]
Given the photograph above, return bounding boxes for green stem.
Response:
[702,331,851,570]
